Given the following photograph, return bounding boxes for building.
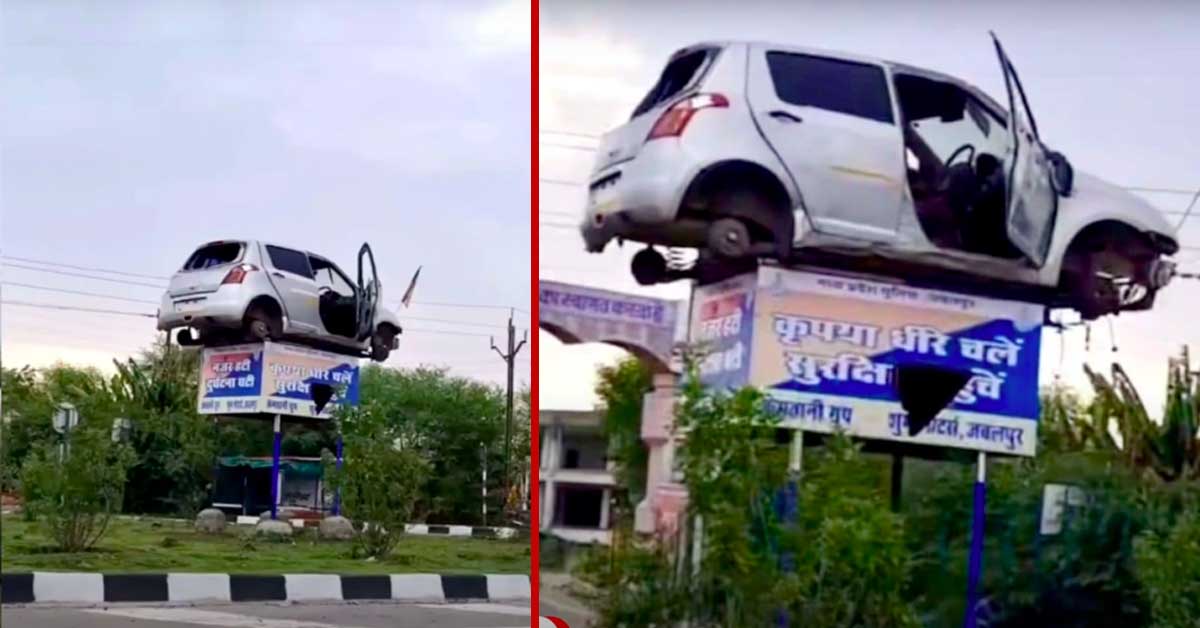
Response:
[539,409,615,544]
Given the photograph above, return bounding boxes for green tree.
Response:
[357,365,507,524]
[20,425,135,552]
[111,342,218,516]
[594,357,651,509]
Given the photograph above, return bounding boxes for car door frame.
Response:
[355,243,380,342]
[993,33,1058,267]
[260,243,323,336]
[746,44,910,243]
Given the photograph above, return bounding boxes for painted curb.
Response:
[230,517,518,539]
[0,573,530,605]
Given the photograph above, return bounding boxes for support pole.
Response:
[270,415,282,521]
[481,443,488,527]
[964,451,987,628]
[332,434,344,516]
[776,430,804,627]
[891,454,904,512]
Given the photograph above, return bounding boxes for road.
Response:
[1,600,531,628]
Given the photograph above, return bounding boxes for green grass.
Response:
[1,515,529,574]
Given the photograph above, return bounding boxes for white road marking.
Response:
[83,607,365,628]
[417,602,530,616]
[84,605,531,628]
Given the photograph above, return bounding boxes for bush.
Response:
[1135,507,1200,628]
[779,435,920,628]
[323,410,429,559]
[20,428,135,552]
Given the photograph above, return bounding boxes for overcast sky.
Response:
[539,0,1200,416]
[1,0,531,387]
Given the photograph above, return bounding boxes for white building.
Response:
[539,409,615,545]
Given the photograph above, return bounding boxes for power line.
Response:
[540,177,586,187]
[1122,186,1200,196]
[540,221,578,230]
[540,141,595,153]
[0,255,171,281]
[397,315,506,330]
[1,263,167,289]
[0,299,157,318]
[407,301,530,315]
[539,129,602,141]
[1,281,160,305]
[405,327,493,338]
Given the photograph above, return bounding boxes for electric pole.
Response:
[491,310,527,519]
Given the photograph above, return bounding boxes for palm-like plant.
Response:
[1073,347,1200,482]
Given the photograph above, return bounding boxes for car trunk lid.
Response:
[169,241,246,298]
[591,45,721,174]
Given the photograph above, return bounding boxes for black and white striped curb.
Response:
[0,573,529,605]
[233,516,520,539]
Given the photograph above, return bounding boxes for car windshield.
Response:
[182,242,242,270]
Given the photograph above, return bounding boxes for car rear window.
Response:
[766,51,894,124]
[631,48,716,119]
[183,242,243,270]
[266,245,314,278]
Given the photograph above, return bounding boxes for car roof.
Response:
[686,40,1010,119]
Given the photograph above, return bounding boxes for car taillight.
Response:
[222,264,258,284]
[646,93,729,141]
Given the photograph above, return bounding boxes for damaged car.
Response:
[157,240,402,361]
[580,35,1178,319]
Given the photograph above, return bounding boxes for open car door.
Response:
[355,243,380,342]
[993,34,1058,267]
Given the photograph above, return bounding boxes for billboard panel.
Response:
[691,267,1043,456]
[198,342,361,419]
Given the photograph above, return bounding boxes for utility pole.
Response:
[491,310,527,518]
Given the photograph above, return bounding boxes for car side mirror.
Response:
[1047,150,1073,197]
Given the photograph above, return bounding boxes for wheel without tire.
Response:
[244,306,281,342]
[370,328,395,362]
[707,217,752,258]
[631,247,668,285]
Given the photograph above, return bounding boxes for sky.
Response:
[538,0,1200,416]
[0,0,532,388]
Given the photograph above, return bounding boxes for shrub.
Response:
[1135,507,1200,628]
[323,420,429,560]
[20,428,135,552]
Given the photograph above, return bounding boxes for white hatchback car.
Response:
[580,36,1178,319]
[157,240,403,361]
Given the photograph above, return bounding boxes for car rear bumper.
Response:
[580,141,698,252]
[157,290,246,331]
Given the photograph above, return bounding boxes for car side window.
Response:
[266,245,314,279]
[766,51,894,124]
[312,261,355,297]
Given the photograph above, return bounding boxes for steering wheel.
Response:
[318,286,335,298]
[943,143,976,170]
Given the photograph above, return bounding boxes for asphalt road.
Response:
[1,600,531,628]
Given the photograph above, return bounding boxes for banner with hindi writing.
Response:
[198,342,361,419]
[690,267,1043,457]
[539,280,683,372]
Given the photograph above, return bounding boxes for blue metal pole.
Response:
[270,415,282,521]
[774,430,803,627]
[964,452,987,628]
[332,434,344,516]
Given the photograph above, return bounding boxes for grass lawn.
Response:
[1,515,529,574]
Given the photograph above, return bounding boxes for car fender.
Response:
[1040,171,1178,283]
